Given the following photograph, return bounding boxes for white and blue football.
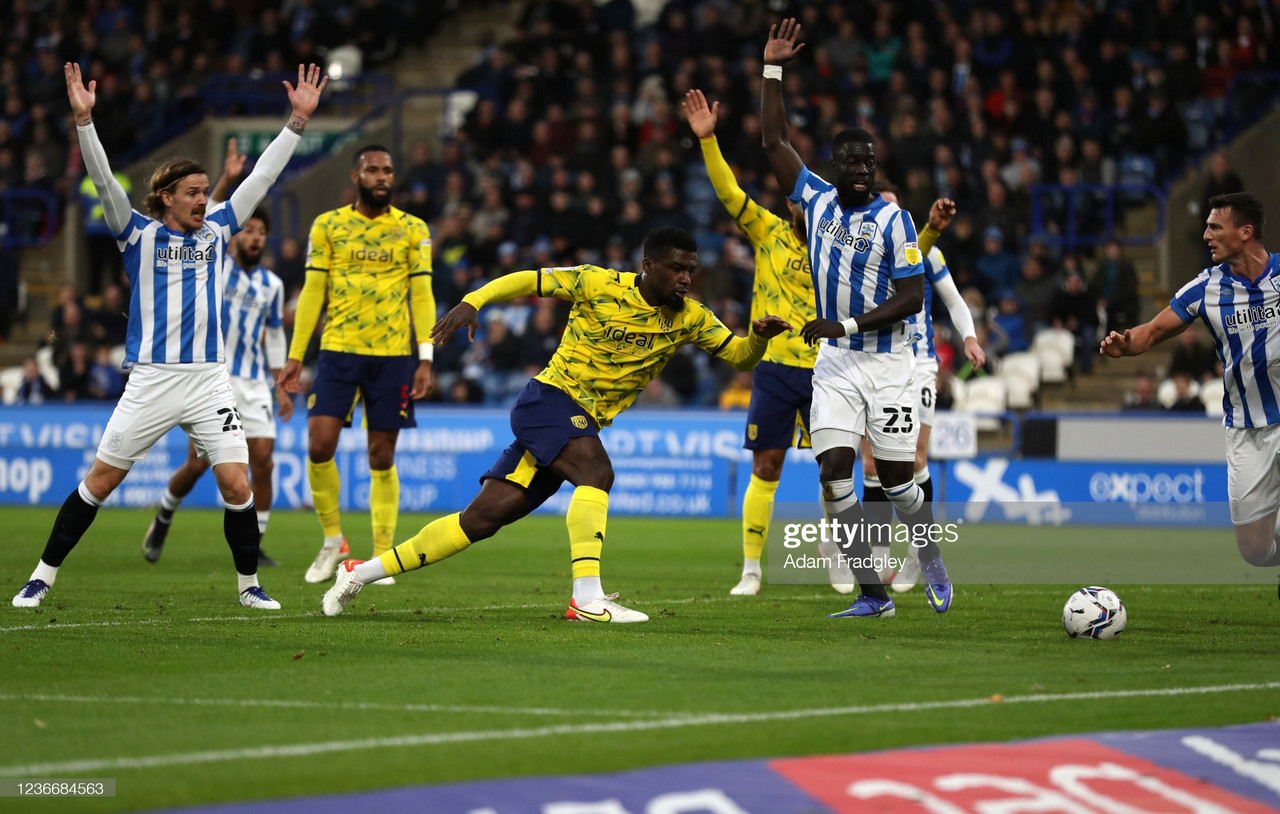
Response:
[1063,586,1127,639]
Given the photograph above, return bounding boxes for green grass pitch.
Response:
[2,507,1278,812]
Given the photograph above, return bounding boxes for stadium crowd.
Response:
[2,0,1276,407]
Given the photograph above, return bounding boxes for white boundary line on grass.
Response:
[0,693,671,719]
[0,585,1267,633]
[2,682,1277,777]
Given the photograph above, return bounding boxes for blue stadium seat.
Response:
[1117,154,1157,203]
[1178,99,1216,152]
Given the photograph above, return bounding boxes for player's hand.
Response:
[963,336,986,368]
[275,385,295,421]
[65,62,95,124]
[801,318,845,346]
[928,198,957,232]
[1100,329,1133,358]
[682,89,718,139]
[412,361,433,400]
[277,358,303,393]
[284,63,328,121]
[430,303,479,344]
[222,137,246,182]
[764,18,805,66]
[750,315,793,339]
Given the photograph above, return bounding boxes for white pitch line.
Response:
[2,682,1277,777]
[2,583,1269,633]
[0,693,674,719]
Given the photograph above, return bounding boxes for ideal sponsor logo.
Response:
[350,245,394,262]
[602,324,657,350]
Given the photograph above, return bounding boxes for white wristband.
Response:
[762,65,783,81]
[418,342,434,362]
[840,317,860,336]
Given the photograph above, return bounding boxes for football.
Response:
[1062,586,1127,639]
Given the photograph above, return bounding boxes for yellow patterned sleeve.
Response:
[409,220,435,345]
[687,302,769,371]
[461,270,542,310]
[919,222,942,257]
[288,216,331,360]
[700,136,748,218]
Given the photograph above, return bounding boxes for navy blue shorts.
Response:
[307,350,417,430]
[745,361,813,450]
[481,380,598,512]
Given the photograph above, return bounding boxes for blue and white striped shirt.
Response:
[222,258,285,383]
[914,247,950,361]
[115,204,239,366]
[1171,253,1280,428]
[789,168,924,352]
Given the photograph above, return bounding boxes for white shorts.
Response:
[97,363,249,470]
[1226,423,1280,524]
[912,356,940,427]
[810,343,917,462]
[231,375,277,440]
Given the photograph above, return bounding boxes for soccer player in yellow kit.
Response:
[682,89,853,596]
[277,145,435,584]
[321,228,792,622]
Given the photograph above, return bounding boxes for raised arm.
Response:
[67,63,130,235]
[1100,306,1190,358]
[228,64,328,223]
[210,137,247,204]
[918,198,956,256]
[760,19,806,197]
[684,90,749,218]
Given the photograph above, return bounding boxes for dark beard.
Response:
[664,294,686,311]
[357,184,391,209]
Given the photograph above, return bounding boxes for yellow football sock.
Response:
[308,458,342,538]
[369,466,399,557]
[567,485,608,579]
[380,512,471,576]
[742,475,779,561]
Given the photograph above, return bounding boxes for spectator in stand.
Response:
[991,289,1030,355]
[1090,239,1140,333]
[1122,375,1161,411]
[1169,323,1219,383]
[718,369,753,411]
[975,226,1018,298]
[58,341,91,401]
[87,344,123,400]
[1165,372,1205,413]
[15,357,55,405]
[1051,271,1099,374]
[518,302,561,375]
[1199,151,1244,264]
[1016,255,1060,334]
[89,284,128,347]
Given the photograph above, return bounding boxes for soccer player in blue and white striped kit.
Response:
[1103,192,1280,599]
[12,63,326,610]
[141,204,292,567]
[762,18,952,618]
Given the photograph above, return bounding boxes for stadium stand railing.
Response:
[1027,183,1166,253]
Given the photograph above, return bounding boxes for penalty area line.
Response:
[2,682,1277,777]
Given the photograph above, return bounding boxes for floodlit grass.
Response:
[2,508,1277,812]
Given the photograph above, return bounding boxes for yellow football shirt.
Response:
[733,199,817,368]
[533,265,741,427]
[304,205,433,356]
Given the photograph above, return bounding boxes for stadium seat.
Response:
[109,344,127,373]
[1156,376,1201,409]
[35,345,59,391]
[1031,329,1074,383]
[324,44,363,87]
[1118,154,1157,203]
[0,366,22,404]
[444,90,480,136]
[956,375,1007,431]
[998,352,1040,409]
[1179,99,1217,152]
[1200,378,1225,418]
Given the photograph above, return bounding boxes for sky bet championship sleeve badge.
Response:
[904,241,922,265]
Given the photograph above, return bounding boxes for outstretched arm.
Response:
[67,63,131,235]
[228,64,327,223]
[210,138,246,203]
[1100,306,1190,358]
[760,18,805,197]
[431,270,543,345]
[917,198,956,256]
